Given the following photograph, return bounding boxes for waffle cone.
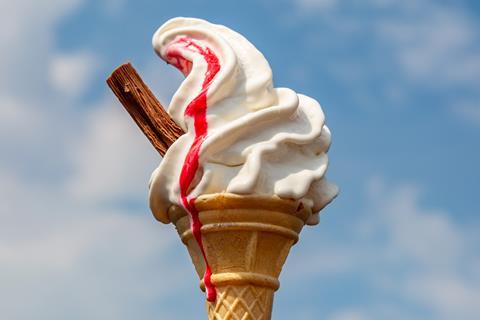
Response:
[167,193,311,320]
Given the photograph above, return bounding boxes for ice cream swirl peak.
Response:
[149,17,338,225]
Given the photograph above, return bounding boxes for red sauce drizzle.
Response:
[165,37,220,302]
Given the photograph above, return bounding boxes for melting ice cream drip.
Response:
[165,37,220,301]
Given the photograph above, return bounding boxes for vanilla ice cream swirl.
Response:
[149,17,338,225]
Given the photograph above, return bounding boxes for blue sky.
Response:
[1,0,479,319]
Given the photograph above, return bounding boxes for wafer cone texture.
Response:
[168,193,311,320]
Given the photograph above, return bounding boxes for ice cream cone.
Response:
[167,193,312,320]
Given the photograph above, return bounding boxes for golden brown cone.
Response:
[168,193,311,320]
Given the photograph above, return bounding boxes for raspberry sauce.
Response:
[165,37,220,301]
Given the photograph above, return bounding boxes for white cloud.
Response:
[0,0,85,97]
[295,0,337,11]
[67,58,180,205]
[379,5,480,87]
[293,0,480,89]
[0,170,185,319]
[328,310,366,320]
[284,176,480,320]
[49,51,98,97]
[452,102,480,126]
[0,1,200,319]
[101,0,127,15]
[367,178,480,319]
[366,178,464,269]
[327,305,425,320]
[67,98,160,204]
[404,273,480,319]
[0,95,44,139]
[0,93,194,319]
[290,0,480,123]
[0,0,99,175]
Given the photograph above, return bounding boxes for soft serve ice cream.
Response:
[149,17,338,301]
